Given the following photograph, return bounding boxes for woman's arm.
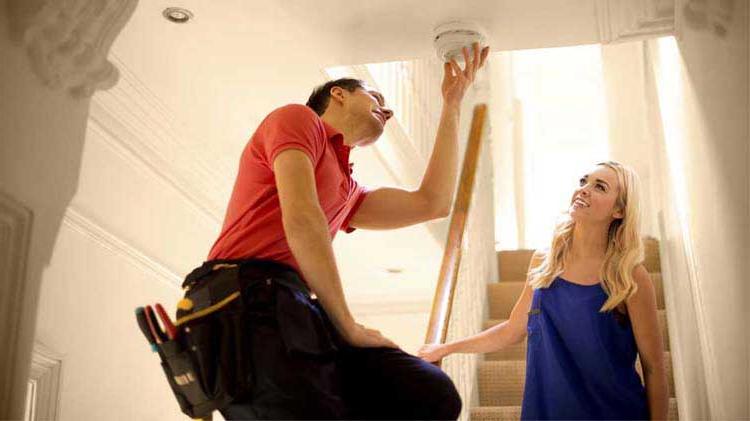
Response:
[418,251,543,362]
[627,265,669,420]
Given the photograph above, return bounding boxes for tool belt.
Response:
[146,258,310,420]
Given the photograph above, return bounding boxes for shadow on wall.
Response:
[0,0,137,418]
[682,0,735,37]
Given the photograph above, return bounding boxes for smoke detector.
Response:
[433,21,488,63]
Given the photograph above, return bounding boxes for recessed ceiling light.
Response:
[163,7,193,24]
[385,268,403,274]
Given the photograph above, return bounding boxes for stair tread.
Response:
[478,351,675,406]
[496,237,661,284]
[471,398,678,420]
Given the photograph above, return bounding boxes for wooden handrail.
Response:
[424,103,488,366]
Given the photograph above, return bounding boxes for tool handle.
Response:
[155,303,177,340]
[144,305,166,343]
[135,307,157,351]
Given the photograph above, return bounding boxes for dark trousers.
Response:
[214,262,462,420]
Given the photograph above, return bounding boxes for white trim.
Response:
[0,192,33,414]
[85,115,221,227]
[89,54,229,224]
[26,343,63,421]
[7,0,138,98]
[644,38,718,419]
[596,0,675,44]
[62,207,182,290]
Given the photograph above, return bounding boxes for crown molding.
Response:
[62,207,182,290]
[88,54,228,224]
[7,0,138,99]
[0,192,33,414]
[597,0,675,44]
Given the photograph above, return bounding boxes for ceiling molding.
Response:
[597,0,675,44]
[89,54,228,223]
[86,110,222,225]
[7,0,138,98]
[62,206,183,290]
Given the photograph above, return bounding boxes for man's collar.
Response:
[321,120,349,149]
[321,119,354,174]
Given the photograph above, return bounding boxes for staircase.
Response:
[470,238,678,420]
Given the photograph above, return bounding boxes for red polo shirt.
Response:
[207,104,368,272]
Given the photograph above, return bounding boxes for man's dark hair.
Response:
[306,78,365,116]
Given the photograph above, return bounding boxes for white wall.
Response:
[27,102,226,419]
[488,53,522,250]
[647,0,749,417]
[601,41,660,239]
[36,221,184,420]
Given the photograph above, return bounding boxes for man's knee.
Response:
[430,371,462,420]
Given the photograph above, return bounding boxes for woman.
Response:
[418,161,669,420]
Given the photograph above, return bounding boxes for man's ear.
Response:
[329,86,346,105]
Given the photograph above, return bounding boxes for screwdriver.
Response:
[135,307,157,352]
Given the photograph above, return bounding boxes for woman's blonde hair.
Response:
[528,161,644,311]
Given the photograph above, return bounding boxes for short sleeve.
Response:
[258,104,326,167]
[340,182,369,233]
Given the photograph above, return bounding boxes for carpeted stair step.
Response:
[496,237,661,284]
[478,361,526,406]
[470,405,521,421]
[479,351,674,406]
[470,398,678,421]
[497,249,536,283]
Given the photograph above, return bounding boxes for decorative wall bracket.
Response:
[6,0,138,98]
[597,0,676,44]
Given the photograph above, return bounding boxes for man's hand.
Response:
[343,323,399,349]
[347,43,491,231]
[442,43,489,107]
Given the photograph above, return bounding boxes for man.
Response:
[194,43,488,419]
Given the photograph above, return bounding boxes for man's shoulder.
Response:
[265,103,321,124]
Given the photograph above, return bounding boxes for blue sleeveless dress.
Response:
[521,277,648,420]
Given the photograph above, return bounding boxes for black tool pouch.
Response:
[156,265,250,419]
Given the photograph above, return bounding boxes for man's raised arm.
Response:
[348,43,489,230]
[273,148,396,349]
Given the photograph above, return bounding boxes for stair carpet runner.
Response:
[471,238,678,420]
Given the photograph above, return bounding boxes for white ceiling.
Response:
[111,0,605,173]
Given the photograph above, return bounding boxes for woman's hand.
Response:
[417,343,451,363]
[441,43,490,107]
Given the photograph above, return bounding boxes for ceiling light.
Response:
[163,7,193,24]
[385,268,404,274]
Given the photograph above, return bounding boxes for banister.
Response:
[424,103,488,366]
